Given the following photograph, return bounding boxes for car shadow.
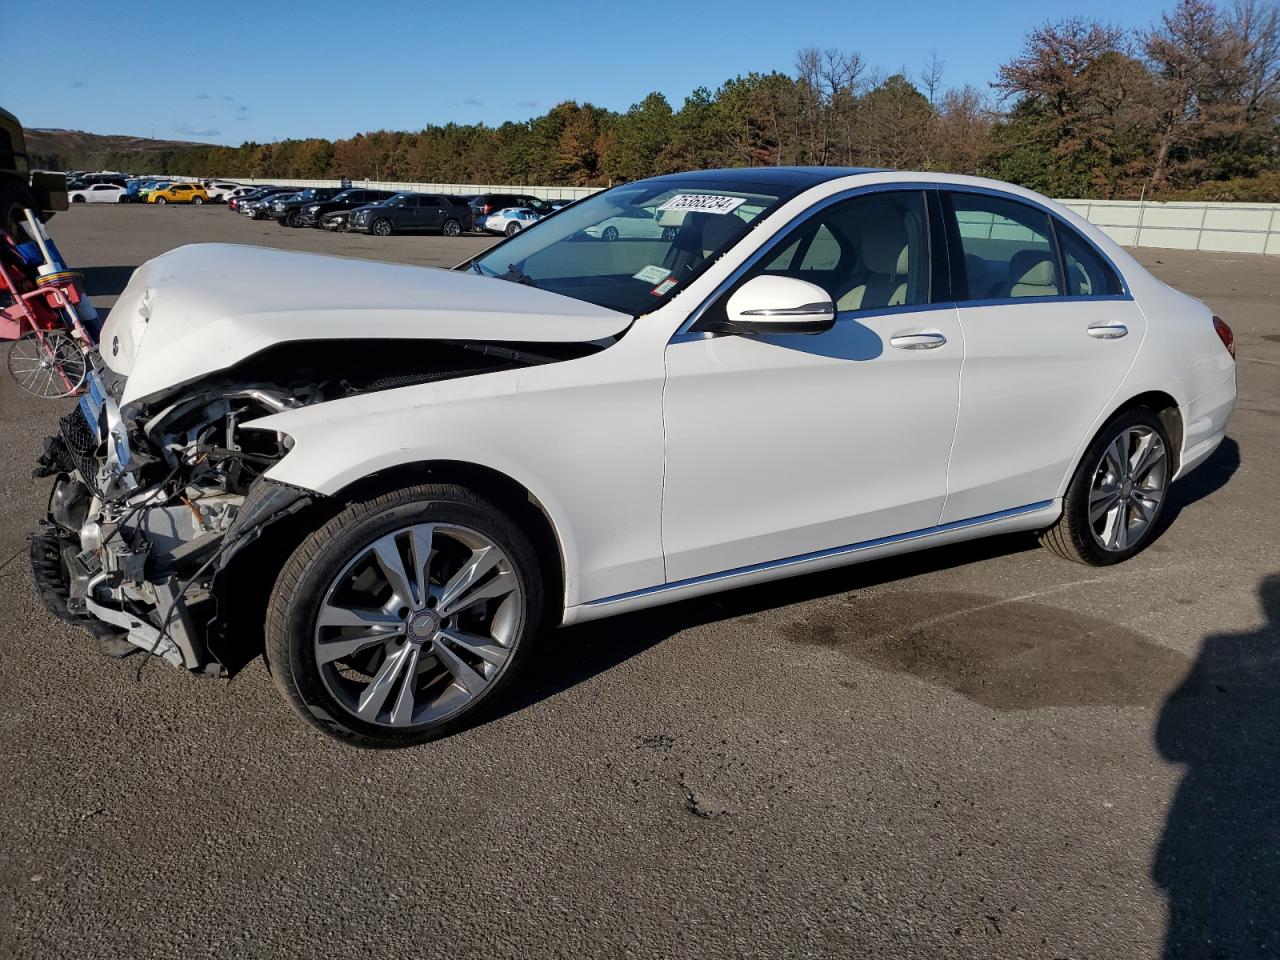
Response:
[1153,436,1240,541]
[1152,573,1280,958]
[507,530,1042,713]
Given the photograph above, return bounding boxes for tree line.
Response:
[37,0,1280,201]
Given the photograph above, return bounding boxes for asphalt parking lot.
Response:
[2,204,1277,959]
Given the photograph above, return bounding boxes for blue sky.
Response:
[10,0,1175,146]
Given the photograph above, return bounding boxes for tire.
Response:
[372,218,393,237]
[601,225,619,241]
[1039,406,1173,566]
[442,218,461,238]
[505,222,521,237]
[155,196,166,205]
[265,483,544,747]
[192,196,204,206]
[285,210,300,227]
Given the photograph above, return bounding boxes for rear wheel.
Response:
[192,196,204,206]
[505,222,522,237]
[265,484,543,747]
[72,194,86,204]
[285,210,300,226]
[442,219,461,238]
[1040,407,1172,565]
[373,218,393,237]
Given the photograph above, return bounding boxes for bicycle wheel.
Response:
[6,331,88,398]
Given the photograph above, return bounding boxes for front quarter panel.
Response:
[245,342,667,610]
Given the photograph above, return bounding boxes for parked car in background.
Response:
[243,190,299,219]
[69,183,127,204]
[148,183,209,205]
[135,179,172,203]
[224,186,261,210]
[269,187,343,227]
[320,209,352,231]
[296,188,395,227]
[469,193,551,232]
[584,206,675,240]
[483,206,543,236]
[350,193,472,236]
[227,186,282,212]
[204,181,242,203]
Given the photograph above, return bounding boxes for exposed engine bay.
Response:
[30,338,585,673]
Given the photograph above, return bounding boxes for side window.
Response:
[418,196,440,207]
[756,191,930,313]
[1057,224,1123,297]
[946,192,1060,301]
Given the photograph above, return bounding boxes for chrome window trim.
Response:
[669,180,1133,346]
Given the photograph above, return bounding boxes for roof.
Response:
[639,167,883,190]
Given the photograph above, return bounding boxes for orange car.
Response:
[147,183,209,205]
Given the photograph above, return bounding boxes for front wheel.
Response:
[601,225,619,241]
[442,218,461,238]
[505,222,522,237]
[372,218,393,237]
[265,484,543,747]
[155,196,166,205]
[1039,407,1172,565]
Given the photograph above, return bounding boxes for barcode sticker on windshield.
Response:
[633,264,672,283]
[657,194,747,215]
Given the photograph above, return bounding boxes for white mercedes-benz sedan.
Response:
[30,168,1236,747]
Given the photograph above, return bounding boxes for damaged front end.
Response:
[30,358,314,672]
[29,338,550,674]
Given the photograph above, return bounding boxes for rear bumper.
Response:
[1176,368,1237,480]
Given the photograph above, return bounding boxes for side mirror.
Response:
[710,275,835,336]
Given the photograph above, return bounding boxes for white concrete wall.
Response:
[1059,199,1280,256]
[235,179,1280,255]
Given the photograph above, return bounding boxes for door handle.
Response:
[1087,323,1128,339]
[890,331,947,350]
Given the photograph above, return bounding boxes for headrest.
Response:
[1010,249,1056,286]
[861,211,908,275]
[701,214,746,253]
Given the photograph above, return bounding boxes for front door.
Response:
[661,189,963,583]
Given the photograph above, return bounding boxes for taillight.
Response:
[482,204,491,214]
[1213,315,1236,359]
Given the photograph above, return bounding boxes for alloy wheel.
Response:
[1087,425,1168,552]
[312,523,523,728]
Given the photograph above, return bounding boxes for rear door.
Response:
[414,195,444,232]
[938,189,1147,522]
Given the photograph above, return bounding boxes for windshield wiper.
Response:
[499,263,536,287]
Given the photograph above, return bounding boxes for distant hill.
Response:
[25,129,219,173]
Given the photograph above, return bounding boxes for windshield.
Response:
[381,193,412,206]
[469,177,793,316]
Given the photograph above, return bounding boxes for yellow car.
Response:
[147,183,209,205]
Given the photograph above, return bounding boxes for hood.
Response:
[102,243,631,405]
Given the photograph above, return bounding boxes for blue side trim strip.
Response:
[585,499,1056,607]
